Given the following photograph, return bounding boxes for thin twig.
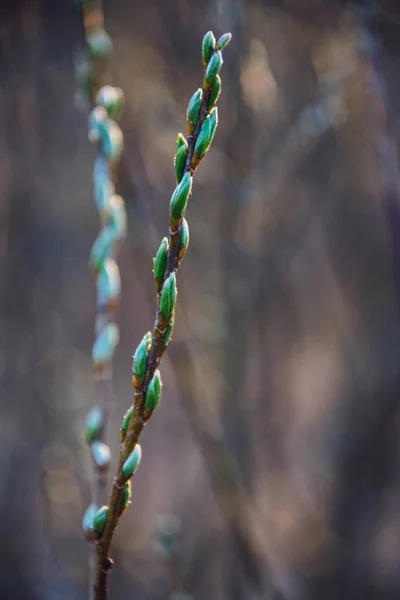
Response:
[93,32,232,600]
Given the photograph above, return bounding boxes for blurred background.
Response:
[2,0,400,598]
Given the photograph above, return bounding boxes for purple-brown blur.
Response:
[2,0,400,599]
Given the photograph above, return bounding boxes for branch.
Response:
[89,31,233,600]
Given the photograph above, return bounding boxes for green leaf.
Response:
[96,85,125,121]
[132,332,152,380]
[187,89,202,134]
[161,314,174,351]
[85,406,103,444]
[91,441,112,471]
[207,75,221,108]
[89,106,108,142]
[121,444,142,480]
[153,238,169,292]
[120,406,133,443]
[90,226,115,272]
[174,143,188,184]
[92,323,120,366]
[92,505,108,538]
[202,31,216,65]
[145,370,162,412]
[82,503,98,541]
[160,273,177,322]
[169,172,192,229]
[216,32,232,51]
[176,133,188,152]
[97,258,121,307]
[87,29,113,60]
[119,481,132,516]
[177,218,189,262]
[108,195,127,240]
[98,120,123,159]
[194,107,218,160]
[205,51,223,88]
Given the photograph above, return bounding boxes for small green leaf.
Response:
[97,258,121,307]
[169,173,192,229]
[91,441,112,471]
[94,176,115,215]
[205,51,223,88]
[153,238,169,292]
[108,195,127,240]
[202,31,216,65]
[187,89,202,134]
[120,406,133,443]
[92,323,120,366]
[85,406,103,444]
[90,226,115,272]
[145,370,162,412]
[98,120,123,159]
[177,218,189,262]
[96,85,125,121]
[207,75,221,108]
[174,143,188,184]
[92,505,108,538]
[87,29,113,60]
[89,106,108,142]
[216,32,232,51]
[160,273,177,322]
[162,314,174,351]
[82,503,98,541]
[119,481,132,516]
[194,107,218,161]
[132,332,152,380]
[121,444,142,480]
[176,133,188,152]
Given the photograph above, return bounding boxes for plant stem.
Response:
[93,45,223,599]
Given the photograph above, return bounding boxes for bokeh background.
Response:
[2,0,400,598]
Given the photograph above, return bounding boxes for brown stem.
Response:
[93,54,217,600]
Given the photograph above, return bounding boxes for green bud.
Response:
[92,505,108,539]
[87,29,113,60]
[177,218,189,262]
[207,75,221,108]
[108,195,127,240]
[90,226,115,272]
[187,89,202,134]
[160,273,177,322]
[120,406,133,443]
[85,406,103,444]
[169,172,192,230]
[176,133,188,152]
[145,370,162,412]
[94,176,115,215]
[202,31,216,65]
[91,441,112,471]
[97,258,121,308]
[98,120,123,160]
[132,332,152,381]
[205,51,223,88]
[82,503,98,541]
[121,444,142,480]
[216,32,232,51]
[92,323,120,366]
[96,86,125,121]
[161,314,174,352]
[194,108,218,161]
[153,238,169,293]
[174,143,188,184]
[119,481,132,516]
[89,106,108,142]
